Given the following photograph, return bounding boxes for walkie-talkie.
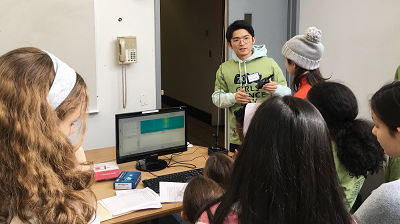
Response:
[256,74,275,89]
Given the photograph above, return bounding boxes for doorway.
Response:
[156,0,298,147]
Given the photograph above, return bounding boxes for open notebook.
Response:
[97,183,187,222]
[97,188,161,221]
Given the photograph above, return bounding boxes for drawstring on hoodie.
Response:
[238,61,248,89]
[244,61,247,86]
[234,45,267,90]
[239,61,242,87]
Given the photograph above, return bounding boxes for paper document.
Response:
[159,182,188,203]
[115,188,143,196]
[99,187,161,216]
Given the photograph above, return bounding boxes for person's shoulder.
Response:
[294,86,311,99]
[389,156,400,164]
[369,179,400,203]
[256,56,275,62]
[355,180,400,223]
[196,204,219,224]
[218,60,238,71]
[195,203,240,224]
[249,57,278,68]
[222,59,237,65]
[377,179,400,192]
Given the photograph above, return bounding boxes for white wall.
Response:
[299,0,400,119]
[82,0,157,150]
[300,0,400,199]
[0,0,98,111]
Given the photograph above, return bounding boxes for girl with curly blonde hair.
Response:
[0,47,98,223]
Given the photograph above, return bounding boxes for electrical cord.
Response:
[146,148,207,178]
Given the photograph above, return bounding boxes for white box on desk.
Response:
[94,161,120,181]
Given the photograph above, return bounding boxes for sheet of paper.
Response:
[115,188,143,196]
[97,202,115,222]
[99,188,161,216]
[159,182,188,203]
[243,103,261,136]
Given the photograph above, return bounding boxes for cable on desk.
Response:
[168,163,197,169]
[169,146,202,158]
[147,164,197,178]
[147,154,207,178]
[148,171,158,177]
[144,147,207,177]
[168,155,207,167]
[159,146,203,166]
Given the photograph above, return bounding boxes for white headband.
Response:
[44,51,77,110]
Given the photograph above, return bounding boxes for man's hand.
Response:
[235,88,251,104]
[262,80,278,94]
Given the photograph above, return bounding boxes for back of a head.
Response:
[226,20,254,43]
[307,82,358,131]
[371,81,400,134]
[282,27,326,91]
[204,152,234,190]
[182,176,224,223]
[211,96,351,224]
[308,82,385,177]
[0,47,94,223]
[282,27,324,71]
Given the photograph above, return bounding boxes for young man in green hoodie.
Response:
[212,20,291,151]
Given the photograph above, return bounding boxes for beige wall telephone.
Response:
[117,36,137,64]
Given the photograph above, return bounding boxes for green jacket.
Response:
[332,142,365,211]
[395,65,400,80]
[385,156,400,182]
[211,45,290,145]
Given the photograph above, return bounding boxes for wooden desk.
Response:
[85,146,210,224]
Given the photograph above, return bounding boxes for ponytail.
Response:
[332,119,385,178]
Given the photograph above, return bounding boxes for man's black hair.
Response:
[226,20,255,43]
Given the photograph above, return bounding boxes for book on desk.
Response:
[114,171,141,189]
[86,144,218,223]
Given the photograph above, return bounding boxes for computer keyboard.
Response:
[142,168,204,193]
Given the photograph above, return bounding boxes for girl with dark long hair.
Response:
[196,96,354,224]
[355,81,400,223]
[307,82,385,210]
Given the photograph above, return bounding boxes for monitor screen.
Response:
[116,107,187,171]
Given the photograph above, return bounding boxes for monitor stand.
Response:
[136,155,168,172]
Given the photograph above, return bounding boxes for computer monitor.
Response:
[115,107,187,172]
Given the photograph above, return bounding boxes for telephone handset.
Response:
[117,36,137,64]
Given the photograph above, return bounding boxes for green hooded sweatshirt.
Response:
[332,141,365,210]
[395,65,400,80]
[211,45,290,145]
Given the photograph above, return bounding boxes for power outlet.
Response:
[140,93,148,106]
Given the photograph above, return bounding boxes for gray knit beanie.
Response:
[282,27,324,70]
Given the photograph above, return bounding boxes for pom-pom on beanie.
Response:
[282,27,324,70]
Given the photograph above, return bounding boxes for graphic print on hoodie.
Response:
[212,45,291,145]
